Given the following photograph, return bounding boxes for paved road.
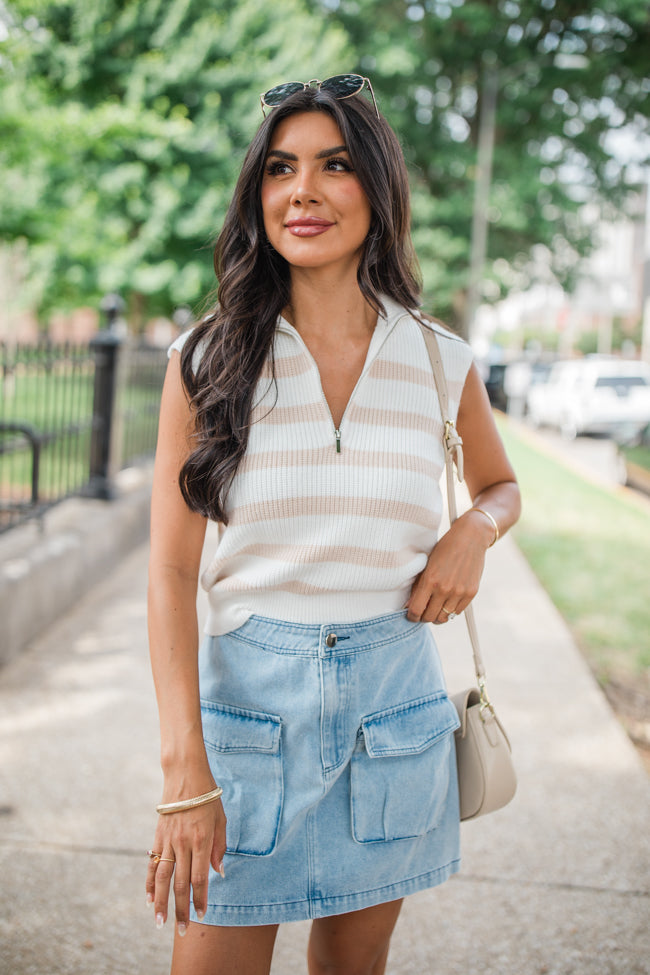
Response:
[1,534,649,974]
[525,425,627,489]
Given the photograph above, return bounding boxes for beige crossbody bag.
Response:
[419,321,517,820]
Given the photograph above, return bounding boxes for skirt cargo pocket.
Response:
[351,693,460,843]
[201,701,283,856]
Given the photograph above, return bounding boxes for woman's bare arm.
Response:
[146,351,227,934]
[406,362,521,623]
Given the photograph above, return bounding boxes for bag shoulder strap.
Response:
[418,320,487,685]
[418,323,465,486]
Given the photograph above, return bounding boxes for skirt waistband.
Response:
[226,610,423,657]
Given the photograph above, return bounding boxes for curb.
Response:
[500,414,650,513]
[0,465,153,668]
[624,459,650,497]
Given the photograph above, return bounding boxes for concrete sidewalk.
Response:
[0,533,648,974]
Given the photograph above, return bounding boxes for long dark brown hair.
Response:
[179,86,421,523]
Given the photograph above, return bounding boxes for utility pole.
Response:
[463,53,588,347]
[464,60,498,344]
[642,174,650,364]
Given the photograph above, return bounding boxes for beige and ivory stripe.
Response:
[168,297,473,635]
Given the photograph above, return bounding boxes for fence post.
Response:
[86,296,126,500]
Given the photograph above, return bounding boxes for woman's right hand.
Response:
[146,776,228,936]
[146,351,228,935]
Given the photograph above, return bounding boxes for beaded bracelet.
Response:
[156,786,223,815]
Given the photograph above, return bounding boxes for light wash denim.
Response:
[194,610,461,926]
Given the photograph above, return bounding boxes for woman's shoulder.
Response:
[379,296,459,339]
[407,309,474,396]
[415,310,467,347]
[167,328,194,358]
[167,314,216,374]
[167,328,207,379]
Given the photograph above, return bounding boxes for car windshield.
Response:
[595,376,649,390]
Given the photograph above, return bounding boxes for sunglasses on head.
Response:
[260,74,379,118]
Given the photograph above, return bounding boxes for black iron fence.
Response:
[0,334,168,533]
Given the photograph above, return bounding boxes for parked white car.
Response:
[526,357,650,441]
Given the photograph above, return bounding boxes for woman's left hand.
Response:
[405,510,490,624]
[405,361,522,625]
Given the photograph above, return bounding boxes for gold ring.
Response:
[147,850,176,864]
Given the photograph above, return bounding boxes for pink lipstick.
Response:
[285,217,334,237]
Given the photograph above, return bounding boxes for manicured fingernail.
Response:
[156,913,165,930]
[146,892,153,907]
[196,909,206,920]
[177,922,187,938]
[218,861,226,879]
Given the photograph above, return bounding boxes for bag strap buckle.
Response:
[443,420,464,483]
[478,677,495,720]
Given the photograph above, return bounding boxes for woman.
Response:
[146,75,520,975]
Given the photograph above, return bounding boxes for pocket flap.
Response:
[360,693,460,757]
[201,701,281,753]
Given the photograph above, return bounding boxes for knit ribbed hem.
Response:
[204,587,412,636]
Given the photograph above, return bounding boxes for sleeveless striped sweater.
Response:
[169,296,473,635]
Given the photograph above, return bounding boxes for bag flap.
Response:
[451,686,481,738]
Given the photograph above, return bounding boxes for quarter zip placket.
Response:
[276,308,408,454]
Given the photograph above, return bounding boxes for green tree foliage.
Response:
[1,0,648,329]
[0,0,349,323]
[318,0,650,325]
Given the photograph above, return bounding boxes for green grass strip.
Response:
[620,444,650,472]
[497,418,650,682]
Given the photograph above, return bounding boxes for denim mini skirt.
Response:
[194,610,461,926]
